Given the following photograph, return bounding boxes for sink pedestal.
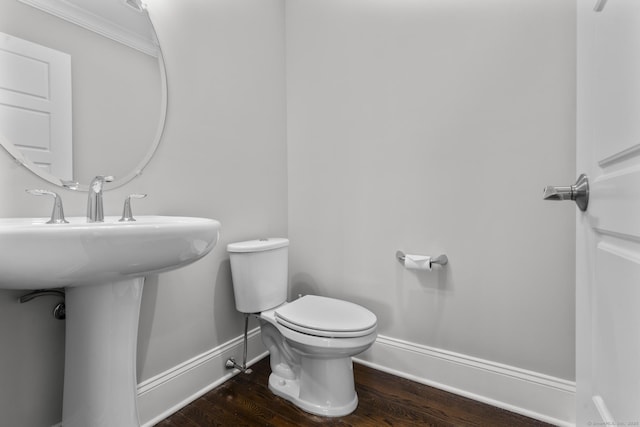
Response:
[0,216,221,426]
[63,277,144,427]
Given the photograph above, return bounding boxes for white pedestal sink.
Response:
[0,216,221,427]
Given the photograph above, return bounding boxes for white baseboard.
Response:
[354,335,576,427]
[53,331,575,427]
[136,327,268,427]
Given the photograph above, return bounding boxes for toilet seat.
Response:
[274,295,377,338]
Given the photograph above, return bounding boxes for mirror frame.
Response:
[0,6,168,192]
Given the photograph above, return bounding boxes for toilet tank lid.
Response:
[227,238,289,253]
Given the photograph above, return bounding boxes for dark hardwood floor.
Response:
[157,357,551,426]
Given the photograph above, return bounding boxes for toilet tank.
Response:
[227,238,289,313]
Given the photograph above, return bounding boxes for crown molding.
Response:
[18,0,159,57]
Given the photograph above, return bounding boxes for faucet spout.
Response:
[87,175,114,222]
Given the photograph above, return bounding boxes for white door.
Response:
[575,0,640,424]
[0,32,72,180]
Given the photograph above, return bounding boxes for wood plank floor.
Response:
[157,357,551,426]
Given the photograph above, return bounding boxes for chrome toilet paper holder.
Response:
[396,250,448,268]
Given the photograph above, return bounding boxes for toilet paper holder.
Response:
[396,250,448,268]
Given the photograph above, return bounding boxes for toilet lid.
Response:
[275,295,377,338]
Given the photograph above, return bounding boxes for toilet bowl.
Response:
[227,239,377,417]
[259,295,377,416]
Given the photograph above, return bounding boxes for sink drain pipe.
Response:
[19,289,66,320]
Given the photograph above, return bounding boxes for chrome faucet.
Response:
[87,175,114,222]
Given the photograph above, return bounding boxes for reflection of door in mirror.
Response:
[0,32,72,180]
[0,0,165,189]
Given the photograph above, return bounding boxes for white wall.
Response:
[0,0,286,425]
[286,0,575,382]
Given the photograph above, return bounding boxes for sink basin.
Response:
[0,215,220,289]
[0,215,221,427]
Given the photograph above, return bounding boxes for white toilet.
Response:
[227,238,377,417]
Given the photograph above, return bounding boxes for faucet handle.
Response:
[26,189,69,224]
[119,193,147,222]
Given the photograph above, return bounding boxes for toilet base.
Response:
[257,301,376,418]
[268,370,358,417]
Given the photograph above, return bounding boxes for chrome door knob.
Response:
[543,173,589,211]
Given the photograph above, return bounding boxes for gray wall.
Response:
[0,0,287,425]
[286,0,576,380]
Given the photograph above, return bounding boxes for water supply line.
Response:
[225,313,252,374]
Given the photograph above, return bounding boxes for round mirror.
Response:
[0,0,166,190]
